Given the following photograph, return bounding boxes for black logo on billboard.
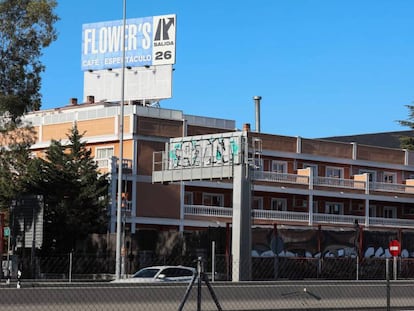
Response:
[154,17,175,41]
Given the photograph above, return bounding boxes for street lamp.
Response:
[115,0,127,280]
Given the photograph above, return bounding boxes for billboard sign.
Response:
[168,133,243,169]
[82,14,176,71]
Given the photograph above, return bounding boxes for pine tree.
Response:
[34,123,109,253]
[398,105,414,150]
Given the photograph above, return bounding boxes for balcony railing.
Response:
[253,171,308,185]
[370,181,408,193]
[184,204,414,229]
[253,209,309,222]
[253,171,414,195]
[314,176,364,189]
[184,205,233,217]
[96,157,133,174]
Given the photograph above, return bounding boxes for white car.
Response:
[111,265,196,283]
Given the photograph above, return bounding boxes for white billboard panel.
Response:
[82,14,176,71]
[83,64,173,102]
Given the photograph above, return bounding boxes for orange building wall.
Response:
[42,122,74,141]
[37,116,130,143]
[77,117,117,136]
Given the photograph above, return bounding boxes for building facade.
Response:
[23,99,414,279]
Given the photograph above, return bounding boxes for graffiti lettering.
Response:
[169,137,240,168]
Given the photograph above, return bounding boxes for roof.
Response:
[320,130,414,149]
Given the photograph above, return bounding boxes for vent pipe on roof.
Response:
[86,95,95,104]
[253,96,262,133]
[70,98,78,106]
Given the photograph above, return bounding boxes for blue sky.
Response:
[40,1,414,138]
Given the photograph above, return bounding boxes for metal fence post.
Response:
[356,255,359,281]
[386,258,390,311]
[212,241,215,282]
[69,252,73,283]
[393,256,397,281]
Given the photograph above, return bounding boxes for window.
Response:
[294,197,307,208]
[95,147,114,169]
[326,166,343,178]
[162,267,194,278]
[383,206,396,218]
[295,198,318,212]
[202,193,224,207]
[252,197,263,210]
[354,204,364,212]
[184,192,193,205]
[325,202,344,215]
[271,198,287,211]
[384,172,396,183]
[403,206,414,215]
[359,169,377,182]
[312,201,319,213]
[303,163,318,177]
[271,161,287,173]
[369,205,376,217]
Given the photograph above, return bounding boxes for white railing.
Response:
[369,216,414,227]
[95,158,112,171]
[252,209,309,222]
[184,205,414,229]
[253,171,308,185]
[370,181,407,193]
[110,156,133,173]
[313,213,365,226]
[184,205,233,217]
[314,176,363,189]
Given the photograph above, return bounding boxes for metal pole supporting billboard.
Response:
[115,0,127,280]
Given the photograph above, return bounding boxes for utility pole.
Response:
[115,0,127,279]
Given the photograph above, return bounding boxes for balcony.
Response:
[184,204,414,229]
[253,171,414,195]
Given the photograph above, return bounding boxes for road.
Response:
[0,280,413,310]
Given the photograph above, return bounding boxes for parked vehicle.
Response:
[111,265,196,283]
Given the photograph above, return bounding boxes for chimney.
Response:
[243,123,251,132]
[86,95,95,104]
[70,98,78,106]
[253,96,262,133]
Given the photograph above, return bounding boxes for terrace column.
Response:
[363,173,370,227]
[309,168,314,225]
[298,167,313,225]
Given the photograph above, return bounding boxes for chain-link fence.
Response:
[4,252,414,281]
[1,255,414,310]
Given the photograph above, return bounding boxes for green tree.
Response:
[33,123,109,254]
[0,0,58,123]
[0,125,37,210]
[398,105,414,150]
